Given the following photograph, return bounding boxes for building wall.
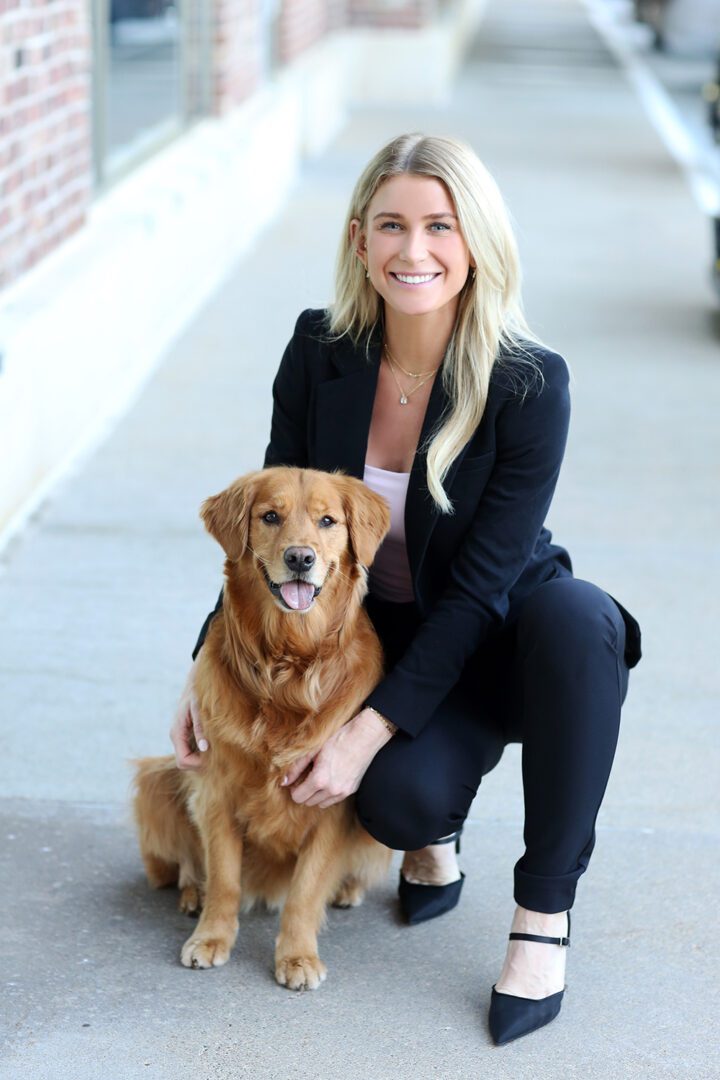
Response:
[278,0,328,65]
[348,0,432,29]
[0,0,480,535]
[0,0,449,292]
[0,0,92,291]
[213,0,263,113]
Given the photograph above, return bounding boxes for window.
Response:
[91,0,210,186]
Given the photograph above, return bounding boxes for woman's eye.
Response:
[379,221,402,231]
[262,511,280,525]
[429,222,451,231]
[319,516,336,528]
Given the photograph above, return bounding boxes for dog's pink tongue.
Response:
[279,581,316,610]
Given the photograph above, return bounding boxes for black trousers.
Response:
[356,577,631,914]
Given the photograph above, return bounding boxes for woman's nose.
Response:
[400,229,428,264]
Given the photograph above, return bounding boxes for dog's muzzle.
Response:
[263,569,322,611]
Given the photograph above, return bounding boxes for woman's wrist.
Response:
[360,705,398,741]
[364,705,398,736]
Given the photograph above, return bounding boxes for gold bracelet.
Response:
[365,705,398,736]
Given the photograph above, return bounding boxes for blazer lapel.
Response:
[405,371,449,582]
[313,332,382,480]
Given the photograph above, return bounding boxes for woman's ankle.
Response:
[512,905,569,931]
[495,907,569,999]
[401,843,461,886]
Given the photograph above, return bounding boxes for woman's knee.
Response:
[355,748,463,851]
[517,577,626,662]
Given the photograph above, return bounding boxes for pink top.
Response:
[363,464,414,603]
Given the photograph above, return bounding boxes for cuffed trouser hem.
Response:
[513,864,580,914]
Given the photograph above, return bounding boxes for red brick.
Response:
[0,0,91,287]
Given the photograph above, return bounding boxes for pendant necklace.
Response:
[384,348,438,405]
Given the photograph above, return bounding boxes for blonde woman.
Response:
[171,133,641,1045]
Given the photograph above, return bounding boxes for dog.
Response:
[133,466,393,990]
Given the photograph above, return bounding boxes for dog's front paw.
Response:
[181,935,232,969]
[275,955,327,991]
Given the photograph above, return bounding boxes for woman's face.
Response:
[351,174,473,320]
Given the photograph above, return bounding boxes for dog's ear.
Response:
[339,475,391,568]
[200,471,263,560]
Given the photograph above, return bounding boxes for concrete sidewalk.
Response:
[2,0,719,1076]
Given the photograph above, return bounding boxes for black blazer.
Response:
[197,308,641,736]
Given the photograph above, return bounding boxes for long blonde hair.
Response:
[329,133,543,514]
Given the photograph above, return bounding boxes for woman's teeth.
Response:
[393,273,438,284]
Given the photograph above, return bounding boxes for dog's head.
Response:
[200,467,391,614]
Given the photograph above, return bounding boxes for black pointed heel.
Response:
[398,830,465,926]
[488,911,571,1046]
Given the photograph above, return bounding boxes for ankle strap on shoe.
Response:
[509,932,570,947]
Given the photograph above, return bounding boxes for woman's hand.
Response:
[282,708,395,809]
[170,660,209,770]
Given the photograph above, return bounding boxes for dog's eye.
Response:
[318,516,336,528]
[262,511,280,525]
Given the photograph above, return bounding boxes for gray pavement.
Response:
[2,0,719,1076]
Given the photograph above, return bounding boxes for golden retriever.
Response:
[133,467,393,989]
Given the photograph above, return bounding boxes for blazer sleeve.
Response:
[263,311,314,469]
[192,311,313,659]
[365,351,571,737]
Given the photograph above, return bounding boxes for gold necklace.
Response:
[385,354,436,405]
[384,342,439,380]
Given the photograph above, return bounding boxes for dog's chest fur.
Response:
[192,656,362,860]
[187,749,346,862]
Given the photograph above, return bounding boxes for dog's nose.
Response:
[284,546,316,573]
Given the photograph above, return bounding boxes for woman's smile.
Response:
[389,271,442,287]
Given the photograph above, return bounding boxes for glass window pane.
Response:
[106,0,183,171]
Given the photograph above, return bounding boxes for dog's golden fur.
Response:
[133,467,392,989]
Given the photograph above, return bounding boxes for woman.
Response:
[171,133,641,1045]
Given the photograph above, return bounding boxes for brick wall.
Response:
[276,0,436,60]
[348,0,433,29]
[211,0,332,111]
[277,0,328,65]
[212,0,263,114]
[0,0,92,290]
